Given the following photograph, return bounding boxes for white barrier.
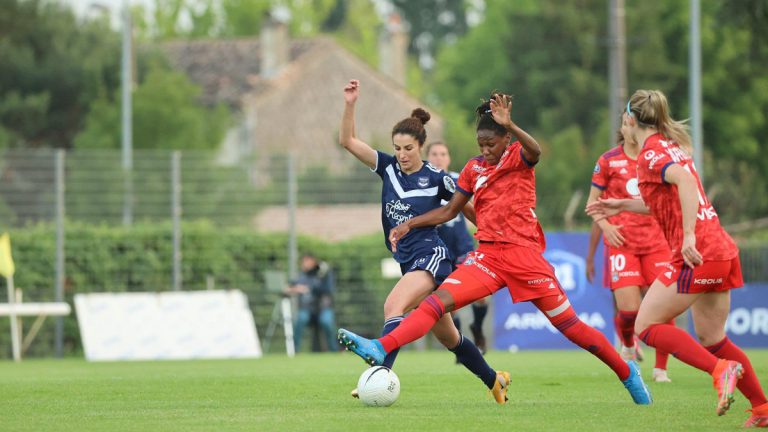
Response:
[75,290,262,361]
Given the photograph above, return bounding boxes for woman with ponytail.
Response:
[339,91,654,407]
[338,79,509,403]
[587,89,768,427]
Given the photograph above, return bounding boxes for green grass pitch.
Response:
[1,349,765,431]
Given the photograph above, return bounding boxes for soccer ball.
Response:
[356,366,400,407]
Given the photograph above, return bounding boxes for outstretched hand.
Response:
[343,79,360,104]
[585,198,623,221]
[489,93,513,128]
[388,223,411,253]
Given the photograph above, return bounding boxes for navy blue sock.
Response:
[381,316,403,369]
[472,304,488,328]
[450,334,497,389]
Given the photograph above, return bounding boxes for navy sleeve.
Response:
[373,151,395,178]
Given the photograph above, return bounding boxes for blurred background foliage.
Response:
[1,0,767,222]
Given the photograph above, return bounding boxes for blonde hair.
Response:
[627,90,692,154]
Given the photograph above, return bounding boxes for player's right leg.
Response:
[612,285,643,361]
[340,259,502,366]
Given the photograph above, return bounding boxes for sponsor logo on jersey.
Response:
[697,206,719,221]
[625,178,640,196]
[694,278,723,285]
[474,175,488,191]
[385,200,413,225]
[619,167,628,174]
[609,160,628,168]
[472,164,487,173]
[443,176,456,193]
[648,153,665,169]
[644,150,656,160]
[417,177,429,188]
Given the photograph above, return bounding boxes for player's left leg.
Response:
[530,294,651,405]
[431,314,508,403]
[692,291,768,418]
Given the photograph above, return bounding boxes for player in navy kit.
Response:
[339,79,510,403]
[426,142,489,353]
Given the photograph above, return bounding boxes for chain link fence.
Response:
[0,148,766,358]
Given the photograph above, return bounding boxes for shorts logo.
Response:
[527,277,553,285]
[548,282,556,289]
[694,278,723,285]
[664,271,673,279]
[612,272,619,282]
[417,177,429,188]
[416,257,427,265]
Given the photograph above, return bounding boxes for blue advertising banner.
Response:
[492,232,614,351]
[693,283,768,348]
[492,232,768,350]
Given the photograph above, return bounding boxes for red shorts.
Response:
[437,242,564,309]
[605,246,672,290]
[656,256,744,294]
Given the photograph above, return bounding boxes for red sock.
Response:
[615,310,637,347]
[654,319,675,370]
[706,337,768,408]
[535,297,630,381]
[379,294,444,352]
[638,323,718,373]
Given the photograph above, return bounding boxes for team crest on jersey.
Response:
[443,176,456,193]
[417,177,429,188]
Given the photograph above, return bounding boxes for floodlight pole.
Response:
[121,0,133,226]
[608,0,627,147]
[689,0,704,181]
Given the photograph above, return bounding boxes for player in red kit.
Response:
[587,89,768,427]
[587,123,675,383]
[339,93,653,405]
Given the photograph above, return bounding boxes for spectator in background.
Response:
[284,253,337,352]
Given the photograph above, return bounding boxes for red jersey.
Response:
[637,133,738,263]
[591,145,668,255]
[456,141,545,250]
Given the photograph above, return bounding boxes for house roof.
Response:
[161,38,318,109]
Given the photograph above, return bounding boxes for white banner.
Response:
[75,290,262,361]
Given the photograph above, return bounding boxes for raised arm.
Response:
[389,192,472,252]
[490,94,541,164]
[339,79,377,169]
[663,164,703,267]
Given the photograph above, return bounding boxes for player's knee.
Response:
[434,289,456,313]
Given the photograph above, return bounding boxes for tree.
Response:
[74,62,230,150]
[0,0,120,148]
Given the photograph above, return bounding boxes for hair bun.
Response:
[475,100,492,116]
[411,108,431,125]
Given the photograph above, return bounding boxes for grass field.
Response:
[1,349,766,431]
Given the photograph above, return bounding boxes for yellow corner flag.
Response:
[0,232,15,278]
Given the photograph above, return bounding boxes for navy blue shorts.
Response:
[399,245,455,286]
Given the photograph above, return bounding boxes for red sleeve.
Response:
[590,156,609,190]
[457,160,477,195]
[640,148,674,184]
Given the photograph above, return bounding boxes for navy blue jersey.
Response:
[373,151,456,263]
[436,171,475,262]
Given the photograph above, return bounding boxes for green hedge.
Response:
[0,221,394,358]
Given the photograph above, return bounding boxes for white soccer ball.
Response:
[356,366,400,407]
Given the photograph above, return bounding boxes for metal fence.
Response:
[0,148,766,358]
